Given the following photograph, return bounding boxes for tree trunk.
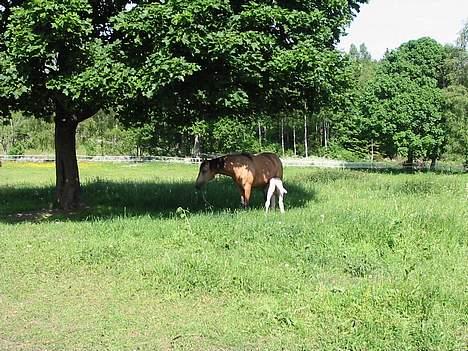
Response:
[293,125,297,156]
[304,113,308,158]
[55,116,81,211]
[316,122,321,146]
[303,100,309,158]
[323,119,328,149]
[192,134,200,157]
[281,117,285,156]
[430,157,437,171]
[405,151,414,171]
[258,120,262,148]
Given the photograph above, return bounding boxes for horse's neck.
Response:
[214,157,234,177]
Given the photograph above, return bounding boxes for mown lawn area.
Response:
[0,161,467,350]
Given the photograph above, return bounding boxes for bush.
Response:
[212,117,257,153]
[318,144,367,161]
[8,143,26,155]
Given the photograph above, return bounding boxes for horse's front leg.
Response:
[243,183,252,208]
[240,194,246,207]
[236,183,247,208]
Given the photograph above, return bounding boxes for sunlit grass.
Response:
[0,162,467,350]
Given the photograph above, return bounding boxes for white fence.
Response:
[0,154,465,171]
[0,154,199,164]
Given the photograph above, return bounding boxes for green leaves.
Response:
[6,0,93,57]
[380,37,448,88]
[0,0,97,117]
[356,39,448,161]
[110,0,367,123]
[0,53,30,99]
[0,0,367,135]
[211,116,257,153]
[443,85,468,163]
[137,52,199,98]
[269,42,352,111]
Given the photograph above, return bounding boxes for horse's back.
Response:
[252,152,283,186]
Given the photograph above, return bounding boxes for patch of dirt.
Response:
[3,207,90,223]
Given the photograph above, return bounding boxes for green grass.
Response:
[0,161,467,350]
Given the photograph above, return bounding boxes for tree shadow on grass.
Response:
[0,178,316,224]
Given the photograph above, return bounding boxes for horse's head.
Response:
[195,159,216,189]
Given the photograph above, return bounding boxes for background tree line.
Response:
[2,25,467,165]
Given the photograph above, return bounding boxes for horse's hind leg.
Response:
[278,190,285,213]
[265,182,275,212]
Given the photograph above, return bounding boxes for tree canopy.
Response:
[335,38,450,166]
[105,0,367,125]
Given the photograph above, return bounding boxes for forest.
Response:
[1,29,466,165]
[0,33,468,162]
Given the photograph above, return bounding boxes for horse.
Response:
[265,177,287,213]
[195,152,283,208]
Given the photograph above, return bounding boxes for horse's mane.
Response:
[210,156,225,170]
[240,152,253,159]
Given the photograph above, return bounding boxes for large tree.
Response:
[0,0,134,210]
[0,0,367,210]
[352,38,449,166]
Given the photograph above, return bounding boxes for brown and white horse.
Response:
[195,152,283,208]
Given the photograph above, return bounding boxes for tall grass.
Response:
[0,162,467,350]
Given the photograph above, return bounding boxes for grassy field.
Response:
[0,161,467,350]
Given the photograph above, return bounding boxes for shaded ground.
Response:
[0,178,315,223]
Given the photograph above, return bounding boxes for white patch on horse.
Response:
[265,178,287,213]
